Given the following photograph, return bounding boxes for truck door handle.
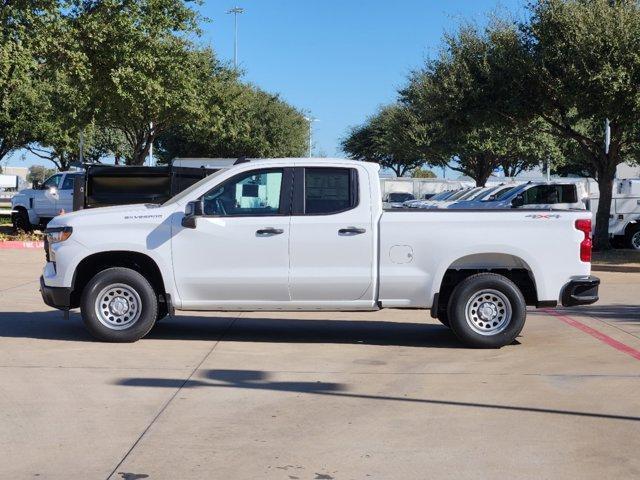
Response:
[256,228,284,236]
[338,227,366,235]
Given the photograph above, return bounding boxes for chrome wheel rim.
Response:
[465,289,512,336]
[95,283,142,330]
[631,231,640,250]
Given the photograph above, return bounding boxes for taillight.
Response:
[575,219,592,262]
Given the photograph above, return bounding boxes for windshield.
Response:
[467,187,491,200]
[430,190,455,201]
[484,185,515,201]
[457,188,483,200]
[446,189,474,201]
[42,174,62,189]
[163,169,227,206]
[496,184,526,200]
[447,189,474,200]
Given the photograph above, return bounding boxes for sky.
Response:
[4,0,527,172]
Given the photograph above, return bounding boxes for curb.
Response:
[0,241,45,249]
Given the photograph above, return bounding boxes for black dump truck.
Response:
[72,158,240,211]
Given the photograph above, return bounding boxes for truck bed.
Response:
[378,208,591,307]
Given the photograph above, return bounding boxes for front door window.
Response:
[203,169,284,216]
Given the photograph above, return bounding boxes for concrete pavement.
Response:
[0,250,639,479]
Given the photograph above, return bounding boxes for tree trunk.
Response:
[392,164,404,177]
[593,167,616,251]
[475,155,494,187]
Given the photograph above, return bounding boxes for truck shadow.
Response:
[592,264,640,273]
[531,304,640,323]
[115,368,640,423]
[1,305,636,345]
[152,315,466,348]
[0,311,464,348]
[563,304,640,322]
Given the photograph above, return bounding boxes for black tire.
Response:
[12,208,32,232]
[447,273,526,348]
[80,267,158,342]
[626,225,640,251]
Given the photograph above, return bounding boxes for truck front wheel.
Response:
[447,273,526,348]
[80,267,158,342]
[11,208,32,232]
[627,225,640,250]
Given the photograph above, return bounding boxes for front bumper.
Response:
[40,275,72,310]
[561,276,600,307]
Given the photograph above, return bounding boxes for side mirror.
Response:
[32,180,41,190]
[511,194,524,208]
[45,186,59,199]
[182,200,204,229]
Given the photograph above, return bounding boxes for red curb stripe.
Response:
[0,241,44,249]
[544,309,640,361]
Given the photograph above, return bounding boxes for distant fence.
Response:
[380,177,474,198]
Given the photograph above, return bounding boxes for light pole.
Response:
[79,130,84,164]
[304,116,319,157]
[227,6,244,69]
[148,121,154,167]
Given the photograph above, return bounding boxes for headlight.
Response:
[45,226,73,244]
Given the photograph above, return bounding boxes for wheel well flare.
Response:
[437,254,538,314]
[70,251,165,308]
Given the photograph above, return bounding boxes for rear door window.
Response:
[304,168,357,215]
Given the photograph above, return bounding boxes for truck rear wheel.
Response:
[447,273,526,348]
[80,267,158,342]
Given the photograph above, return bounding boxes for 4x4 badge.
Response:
[525,214,561,219]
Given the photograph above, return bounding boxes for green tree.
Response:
[68,0,204,165]
[27,8,96,171]
[428,2,640,248]
[157,80,308,162]
[0,1,59,162]
[519,0,640,249]
[401,24,561,186]
[27,165,57,185]
[411,168,436,178]
[342,104,442,177]
[27,123,124,170]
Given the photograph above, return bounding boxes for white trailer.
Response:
[587,178,640,249]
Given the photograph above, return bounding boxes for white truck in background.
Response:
[0,174,20,216]
[607,179,640,250]
[10,172,81,231]
[41,158,599,348]
[586,178,640,250]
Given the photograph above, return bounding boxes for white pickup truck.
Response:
[11,172,81,230]
[40,158,599,348]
